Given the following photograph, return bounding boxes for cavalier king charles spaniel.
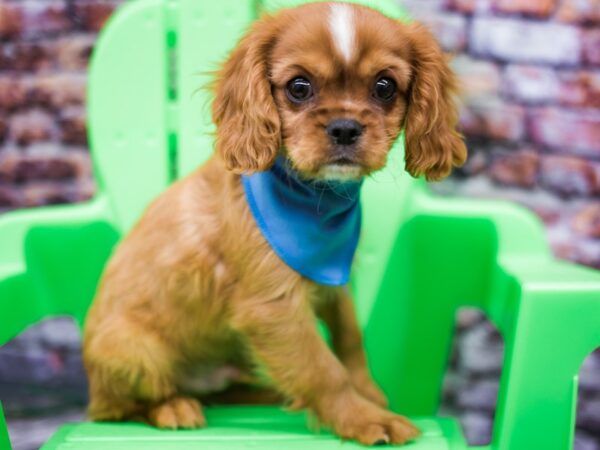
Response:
[83,2,466,446]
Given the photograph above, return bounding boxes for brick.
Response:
[471,18,581,66]
[55,34,95,71]
[580,349,600,392]
[0,2,23,38]
[558,0,600,24]
[572,204,600,238]
[77,176,96,199]
[557,70,600,108]
[456,308,486,330]
[491,0,557,17]
[2,1,73,40]
[28,74,87,110]
[503,65,559,104]
[402,0,446,17]
[0,154,74,185]
[22,182,81,207]
[539,155,599,197]
[15,175,95,208]
[553,238,600,270]
[458,321,504,374]
[15,158,77,183]
[0,41,55,72]
[0,185,20,209]
[456,379,499,412]
[456,146,489,176]
[73,1,120,32]
[503,66,600,107]
[490,149,539,188]
[0,76,26,111]
[0,116,7,144]
[574,431,600,450]
[530,203,562,226]
[583,29,600,66]
[20,1,71,38]
[529,108,600,156]
[571,241,600,270]
[0,150,16,183]
[58,107,87,146]
[577,388,600,434]
[460,412,493,447]
[413,13,467,52]
[445,0,492,14]
[459,98,526,141]
[452,56,501,99]
[8,109,56,147]
[578,399,600,434]
[0,145,92,185]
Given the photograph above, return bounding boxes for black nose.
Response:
[326,119,363,146]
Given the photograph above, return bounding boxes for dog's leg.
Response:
[316,288,388,408]
[84,317,206,429]
[231,286,419,445]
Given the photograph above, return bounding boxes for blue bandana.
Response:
[241,158,362,286]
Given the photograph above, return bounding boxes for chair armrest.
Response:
[364,192,554,415]
[0,196,114,267]
[0,196,120,345]
[414,190,552,261]
[0,200,116,450]
[411,191,555,327]
[489,258,600,450]
[413,192,600,450]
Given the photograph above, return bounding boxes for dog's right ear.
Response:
[212,16,281,174]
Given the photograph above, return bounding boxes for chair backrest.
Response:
[88,0,441,413]
[89,0,423,321]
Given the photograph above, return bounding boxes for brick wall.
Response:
[0,0,599,449]
[0,0,119,212]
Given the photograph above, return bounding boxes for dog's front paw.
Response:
[320,392,420,446]
[147,396,206,429]
[344,412,420,446]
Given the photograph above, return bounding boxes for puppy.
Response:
[83,2,466,446]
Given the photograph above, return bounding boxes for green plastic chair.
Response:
[1,0,600,449]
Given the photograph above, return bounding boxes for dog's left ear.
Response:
[403,23,467,181]
[212,16,281,174]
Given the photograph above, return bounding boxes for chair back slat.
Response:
[88,0,171,232]
[175,0,257,177]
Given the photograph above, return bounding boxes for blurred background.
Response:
[0,0,598,448]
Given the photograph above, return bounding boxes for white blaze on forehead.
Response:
[329,3,355,63]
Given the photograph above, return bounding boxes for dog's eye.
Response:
[286,77,313,103]
[372,77,397,102]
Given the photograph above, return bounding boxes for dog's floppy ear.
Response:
[403,23,467,181]
[212,16,281,174]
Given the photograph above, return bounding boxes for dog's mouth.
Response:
[314,151,364,181]
[329,154,357,165]
[315,163,363,181]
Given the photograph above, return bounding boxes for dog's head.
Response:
[212,2,466,181]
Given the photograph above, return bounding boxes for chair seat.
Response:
[41,406,467,450]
